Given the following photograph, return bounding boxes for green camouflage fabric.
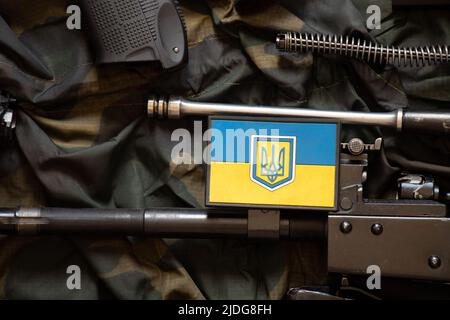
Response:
[0,0,449,299]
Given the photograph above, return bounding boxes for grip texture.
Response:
[80,0,187,69]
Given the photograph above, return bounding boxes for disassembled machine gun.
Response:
[2,9,450,297]
[2,94,450,299]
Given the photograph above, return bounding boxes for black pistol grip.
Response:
[80,0,187,69]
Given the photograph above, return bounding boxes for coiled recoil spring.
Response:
[276,32,450,67]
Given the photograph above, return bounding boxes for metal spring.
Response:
[276,32,450,67]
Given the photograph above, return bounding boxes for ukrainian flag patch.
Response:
[206,117,339,210]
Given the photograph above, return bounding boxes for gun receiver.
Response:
[147,96,450,135]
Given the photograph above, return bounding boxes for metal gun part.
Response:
[147,96,450,135]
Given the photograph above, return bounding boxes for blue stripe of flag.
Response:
[210,119,337,166]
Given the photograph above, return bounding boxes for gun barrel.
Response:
[147,96,450,135]
[148,96,400,127]
[0,207,325,240]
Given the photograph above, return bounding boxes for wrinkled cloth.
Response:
[0,0,449,299]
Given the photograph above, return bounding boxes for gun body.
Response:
[2,136,448,284]
[2,0,450,297]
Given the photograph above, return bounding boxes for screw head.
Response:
[428,255,441,269]
[173,47,180,53]
[371,223,383,235]
[348,138,365,155]
[340,197,353,211]
[340,221,352,234]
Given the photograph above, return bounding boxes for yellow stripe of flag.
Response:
[209,162,336,208]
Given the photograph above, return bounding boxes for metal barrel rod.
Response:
[147,96,450,135]
[0,207,326,240]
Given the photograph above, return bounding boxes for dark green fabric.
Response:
[0,0,449,299]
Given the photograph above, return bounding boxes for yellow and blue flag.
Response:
[207,118,339,209]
